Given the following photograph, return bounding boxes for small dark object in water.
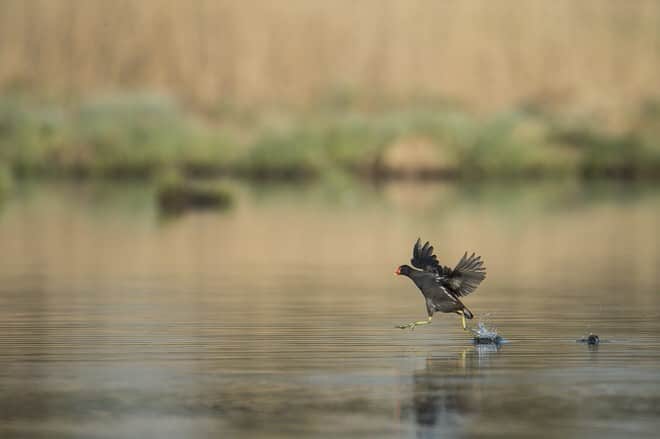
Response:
[158,180,233,213]
[577,333,600,345]
[473,335,502,345]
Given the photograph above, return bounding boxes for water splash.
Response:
[576,333,600,345]
[469,318,503,345]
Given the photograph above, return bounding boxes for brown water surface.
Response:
[0,180,659,438]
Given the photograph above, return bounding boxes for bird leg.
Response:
[459,312,467,331]
[396,316,432,330]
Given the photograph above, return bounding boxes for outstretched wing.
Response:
[410,238,441,273]
[441,252,486,297]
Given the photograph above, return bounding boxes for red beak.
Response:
[395,267,401,275]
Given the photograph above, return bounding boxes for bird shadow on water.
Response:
[407,344,502,437]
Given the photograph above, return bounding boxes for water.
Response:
[468,320,503,344]
[0,180,659,438]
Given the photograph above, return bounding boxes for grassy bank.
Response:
[0,164,11,198]
[1,94,660,181]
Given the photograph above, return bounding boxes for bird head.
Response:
[395,265,413,276]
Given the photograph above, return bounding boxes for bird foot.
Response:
[396,318,432,330]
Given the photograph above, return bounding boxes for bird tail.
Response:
[463,307,474,320]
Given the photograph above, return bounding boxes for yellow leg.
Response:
[460,312,467,330]
[396,316,432,330]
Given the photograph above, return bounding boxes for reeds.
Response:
[1,1,659,115]
[2,1,660,180]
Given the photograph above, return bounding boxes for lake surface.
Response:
[0,180,659,438]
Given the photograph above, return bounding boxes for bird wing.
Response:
[410,238,441,273]
[427,284,460,304]
[440,252,486,297]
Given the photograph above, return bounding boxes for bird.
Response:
[395,238,486,331]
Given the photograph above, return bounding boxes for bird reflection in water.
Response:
[411,344,502,436]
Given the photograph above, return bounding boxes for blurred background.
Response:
[1,1,660,438]
[1,0,660,183]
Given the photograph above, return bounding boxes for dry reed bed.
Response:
[1,0,659,117]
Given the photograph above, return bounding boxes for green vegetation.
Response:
[1,93,660,181]
[0,164,11,198]
[0,94,238,178]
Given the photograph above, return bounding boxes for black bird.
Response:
[395,238,486,330]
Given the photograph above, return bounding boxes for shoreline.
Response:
[2,94,660,183]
